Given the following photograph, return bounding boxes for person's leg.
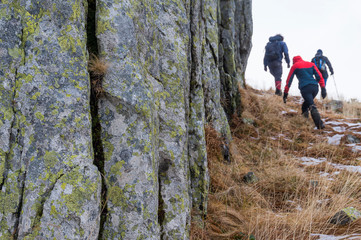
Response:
[311,86,319,99]
[301,85,324,129]
[310,104,325,129]
[301,85,324,128]
[268,61,283,95]
[301,101,309,118]
[300,85,315,110]
[324,78,327,86]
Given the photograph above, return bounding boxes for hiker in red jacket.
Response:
[283,56,326,129]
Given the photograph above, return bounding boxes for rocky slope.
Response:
[0,0,252,239]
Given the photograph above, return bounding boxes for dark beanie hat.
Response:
[317,49,323,54]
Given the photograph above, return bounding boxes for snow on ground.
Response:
[278,133,292,142]
[331,126,346,132]
[281,109,298,115]
[311,234,361,240]
[327,134,343,145]
[330,163,361,174]
[346,144,361,153]
[324,118,361,150]
[298,117,361,239]
[259,91,361,239]
[299,157,327,166]
[299,156,361,175]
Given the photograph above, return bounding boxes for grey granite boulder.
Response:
[0,1,102,239]
[0,0,253,239]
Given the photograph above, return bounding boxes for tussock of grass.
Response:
[191,87,361,240]
[88,54,109,97]
[344,101,361,118]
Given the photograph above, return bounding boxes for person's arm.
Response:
[324,56,334,75]
[284,65,296,94]
[282,42,290,65]
[313,64,327,98]
[263,52,268,71]
[312,64,325,88]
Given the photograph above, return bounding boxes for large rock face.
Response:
[0,0,252,239]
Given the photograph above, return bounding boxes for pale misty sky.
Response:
[246,0,361,101]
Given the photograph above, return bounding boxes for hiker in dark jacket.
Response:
[263,34,291,96]
[311,49,334,85]
[283,56,326,129]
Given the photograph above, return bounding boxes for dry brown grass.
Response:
[191,87,361,240]
[342,100,361,118]
[320,98,361,119]
[88,54,109,97]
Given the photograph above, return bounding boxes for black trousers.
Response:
[268,60,283,89]
[300,84,319,113]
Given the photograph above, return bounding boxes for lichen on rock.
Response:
[0,0,253,239]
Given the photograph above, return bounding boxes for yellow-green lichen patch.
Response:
[0,172,22,216]
[108,184,136,209]
[43,151,59,169]
[8,46,24,60]
[103,139,115,162]
[109,160,125,176]
[51,109,59,116]
[0,154,5,183]
[31,92,41,100]
[0,107,13,121]
[59,168,98,215]
[57,26,80,53]
[33,111,44,123]
[50,204,60,217]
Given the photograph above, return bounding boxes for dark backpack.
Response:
[313,57,326,71]
[265,41,281,61]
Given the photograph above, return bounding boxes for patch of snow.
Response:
[352,147,361,153]
[325,121,344,126]
[281,109,298,115]
[331,163,361,174]
[299,157,327,166]
[278,134,292,142]
[316,199,330,204]
[346,143,357,147]
[346,144,361,153]
[345,118,360,121]
[343,122,361,127]
[311,234,361,240]
[331,126,346,132]
[327,134,344,145]
[295,98,303,104]
[319,172,334,180]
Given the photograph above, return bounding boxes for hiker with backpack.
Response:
[263,34,290,96]
[311,49,334,85]
[283,56,326,129]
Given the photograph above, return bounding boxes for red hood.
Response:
[292,56,303,64]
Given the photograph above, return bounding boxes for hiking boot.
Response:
[310,105,325,129]
[275,89,282,96]
[302,110,309,118]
